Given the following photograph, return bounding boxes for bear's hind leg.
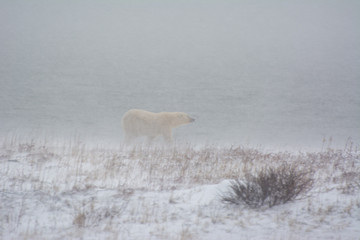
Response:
[147,136,156,143]
[124,134,135,144]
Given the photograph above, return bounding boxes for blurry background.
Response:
[0,0,359,149]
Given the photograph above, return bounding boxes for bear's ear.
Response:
[177,114,184,118]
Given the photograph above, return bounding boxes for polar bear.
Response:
[122,109,195,143]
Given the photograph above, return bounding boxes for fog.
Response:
[1,0,359,149]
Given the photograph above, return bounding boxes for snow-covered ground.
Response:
[1,2,359,239]
[1,138,359,239]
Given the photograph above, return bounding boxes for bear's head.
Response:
[173,112,195,127]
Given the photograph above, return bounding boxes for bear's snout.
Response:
[189,117,195,122]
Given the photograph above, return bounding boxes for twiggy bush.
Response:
[222,164,314,208]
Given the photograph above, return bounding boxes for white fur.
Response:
[122,109,194,143]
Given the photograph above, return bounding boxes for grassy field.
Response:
[1,137,359,239]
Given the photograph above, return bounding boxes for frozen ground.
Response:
[1,138,359,240]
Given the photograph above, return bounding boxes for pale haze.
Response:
[1,0,359,149]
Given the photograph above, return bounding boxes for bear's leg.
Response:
[147,136,156,143]
[162,129,173,142]
[124,134,135,144]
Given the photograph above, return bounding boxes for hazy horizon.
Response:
[1,0,359,149]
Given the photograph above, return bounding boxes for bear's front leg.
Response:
[162,129,173,142]
[147,136,156,143]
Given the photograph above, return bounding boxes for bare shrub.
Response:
[222,163,314,208]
